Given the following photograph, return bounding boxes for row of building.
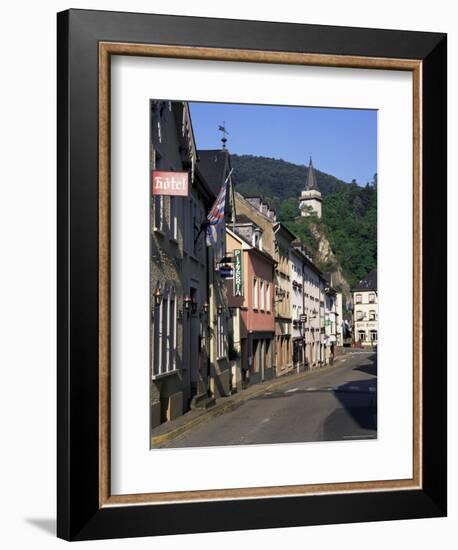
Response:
[150,100,376,430]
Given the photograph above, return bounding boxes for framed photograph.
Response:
[57,9,447,541]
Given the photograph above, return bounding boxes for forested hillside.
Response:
[231,154,377,290]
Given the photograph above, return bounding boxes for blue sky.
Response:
[189,102,377,186]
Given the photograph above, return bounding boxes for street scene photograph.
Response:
[150,100,378,449]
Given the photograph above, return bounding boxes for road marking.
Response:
[305,387,317,391]
[369,387,376,392]
[349,385,360,391]
[285,387,299,393]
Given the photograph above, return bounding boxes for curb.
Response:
[151,358,347,447]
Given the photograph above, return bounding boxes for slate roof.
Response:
[305,157,320,192]
[197,149,230,197]
[235,213,257,225]
[353,268,377,292]
[273,221,297,243]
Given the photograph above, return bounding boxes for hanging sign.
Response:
[152,170,188,196]
[219,265,234,279]
[233,249,243,297]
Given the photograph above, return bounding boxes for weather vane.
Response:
[218,121,229,149]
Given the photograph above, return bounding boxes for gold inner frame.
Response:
[98,42,422,507]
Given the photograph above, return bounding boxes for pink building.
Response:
[226,226,276,386]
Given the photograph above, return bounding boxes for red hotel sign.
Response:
[152,170,189,196]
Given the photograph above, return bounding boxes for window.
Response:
[260,280,265,310]
[152,286,177,376]
[266,339,272,369]
[253,278,258,309]
[369,310,376,321]
[370,330,378,342]
[358,330,366,342]
[356,310,363,321]
[252,339,259,372]
[170,196,177,240]
[153,300,161,374]
[153,195,164,231]
[217,313,226,359]
[168,290,176,370]
[266,283,271,312]
[192,201,198,255]
[369,293,376,303]
[253,231,259,248]
[185,198,193,254]
[355,294,362,304]
[161,294,168,373]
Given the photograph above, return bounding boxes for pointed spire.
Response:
[305,156,320,192]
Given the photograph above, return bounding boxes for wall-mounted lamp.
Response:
[153,286,163,306]
[203,302,209,314]
[183,295,192,311]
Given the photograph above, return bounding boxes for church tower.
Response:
[299,157,322,218]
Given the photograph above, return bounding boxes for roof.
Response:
[305,157,320,192]
[273,221,297,243]
[235,213,259,225]
[353,268,377,292]
[226,228,276,265]
[197,149,230,197]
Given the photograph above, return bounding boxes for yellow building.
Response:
[273,222,295,376]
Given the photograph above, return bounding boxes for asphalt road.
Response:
[164,351,377,448]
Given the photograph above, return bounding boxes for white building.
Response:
[301,251,326,367]
[336,291,344,346]
[353,269,378,347]
[322,273,343,360]
[290,246,307,370]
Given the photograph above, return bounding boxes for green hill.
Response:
[231,154,347,206]
[230,154,377,290]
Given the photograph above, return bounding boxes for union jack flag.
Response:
[206,169,232,246]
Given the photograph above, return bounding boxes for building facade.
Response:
[150,102,235,429]
[233,193,277,256]
[226,227,276,387]
[352,268,378,347]
[302,256,325,367]
[322,273,343,362]
[290,246,307,370]
[150,101,215,428]
[273,223,295,376]
[197,149,233,400]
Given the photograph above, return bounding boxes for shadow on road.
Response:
[323,353,378,438]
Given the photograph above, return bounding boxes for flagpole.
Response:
[228,168,236,234]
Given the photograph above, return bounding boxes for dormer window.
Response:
[252,228,263,250]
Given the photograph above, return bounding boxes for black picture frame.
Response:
[57,8,447,541]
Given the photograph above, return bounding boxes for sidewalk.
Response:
[151,356,347,447]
